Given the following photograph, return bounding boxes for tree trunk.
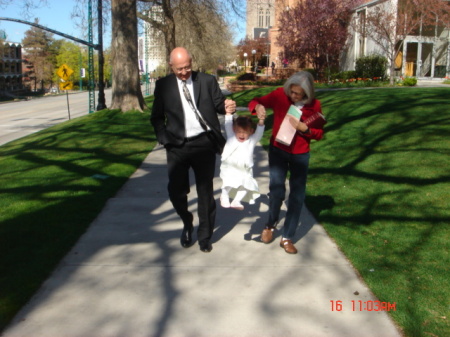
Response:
[389,54,396,86]
[164,17,176,68]
[160,0,176,71]
[110,0,146,112]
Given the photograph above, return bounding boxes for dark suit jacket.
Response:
[150,72,226,152]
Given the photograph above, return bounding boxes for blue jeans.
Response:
[267,145,310,240]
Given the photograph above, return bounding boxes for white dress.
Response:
[220,115,265,204]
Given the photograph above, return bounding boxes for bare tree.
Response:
[105,0,238,112]
[173,2,235,70]
[0,0,49,17]
[137,0,175,66]
[137,0,241,67]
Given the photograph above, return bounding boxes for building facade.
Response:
[138,6,166,79]
[267,0,300,69]
[246,0,301,70]
[0,40,24,95]
[246,0,276,39]
[341,0,450,79]
[256,0,449,79]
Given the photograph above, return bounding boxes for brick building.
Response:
[0,39,24,96]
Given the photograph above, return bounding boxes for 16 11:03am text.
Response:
[330,300,397,311]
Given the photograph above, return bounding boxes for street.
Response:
[0,85,154,146]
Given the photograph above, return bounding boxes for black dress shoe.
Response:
[199,240,212,253]
[180,227,193,248]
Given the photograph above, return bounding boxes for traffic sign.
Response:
[59,81,74,91]
[57,64,74,81]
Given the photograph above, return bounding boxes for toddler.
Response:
[219,111,265,210]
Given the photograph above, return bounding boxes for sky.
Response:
[0,0,245,47]
[0,0,111,46]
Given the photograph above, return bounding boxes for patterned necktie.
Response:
[182,80,207,131]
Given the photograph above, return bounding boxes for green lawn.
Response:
[0,88,449,336]
[231,87,450,337]
[0,106,157,329]
[312,88,449,337]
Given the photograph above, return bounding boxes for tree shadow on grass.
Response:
[307,87,450,337]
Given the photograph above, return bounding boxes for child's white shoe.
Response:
[230,201,244,210]
[220,195,230,208]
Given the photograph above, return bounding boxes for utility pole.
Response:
[87,0,95,113]
[96,0,106,110]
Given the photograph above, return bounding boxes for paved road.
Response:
[0,85,155,146]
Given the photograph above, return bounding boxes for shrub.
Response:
[355,55,388,80]
[402,77,417,86]
[257,78,284,86]
[217,69,228,77]
[237,72,257,81]
[331,70,357,81]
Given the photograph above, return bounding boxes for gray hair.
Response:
[283,71,315,104]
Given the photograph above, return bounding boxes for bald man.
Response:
[151,47,236,252]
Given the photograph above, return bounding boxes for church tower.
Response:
[246,0,275,39]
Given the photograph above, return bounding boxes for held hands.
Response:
[255,104,266,126]
[255,104,266,120]
[224,99,236,115]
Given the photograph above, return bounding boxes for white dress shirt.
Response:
[176,76,208,138]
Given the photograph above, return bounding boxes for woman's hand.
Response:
[288,116,309,133]
[255,104,266,120]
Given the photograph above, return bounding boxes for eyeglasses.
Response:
[174,66,191,73]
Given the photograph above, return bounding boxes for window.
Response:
[357,9,366,57]
[259,8,264,27]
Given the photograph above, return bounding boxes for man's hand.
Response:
[224,99,236,114]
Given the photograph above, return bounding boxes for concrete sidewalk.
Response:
[2,139,402,337]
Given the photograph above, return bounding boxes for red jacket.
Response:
[248,87,324,154]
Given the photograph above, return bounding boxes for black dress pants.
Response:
[166,133,216,243]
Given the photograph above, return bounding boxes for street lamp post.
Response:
[252,49,256,74]
[243,53,248,72]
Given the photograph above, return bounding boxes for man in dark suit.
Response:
[151,47,236,252]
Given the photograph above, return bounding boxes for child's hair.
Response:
[233,115,256,134]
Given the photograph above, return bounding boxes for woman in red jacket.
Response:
[249,71,324,254]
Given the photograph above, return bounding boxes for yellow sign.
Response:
[59,81,73,91]
[57,64,74,81]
